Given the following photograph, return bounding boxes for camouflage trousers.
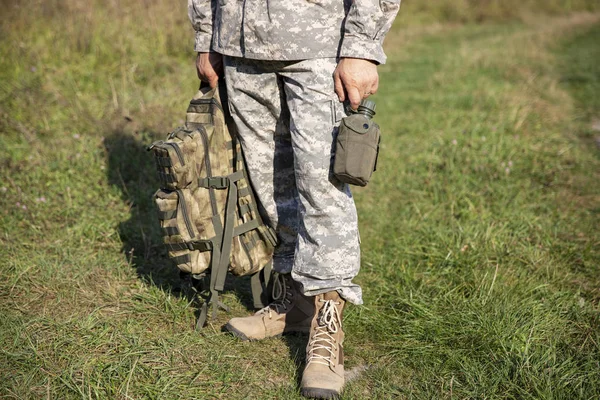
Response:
[223,56,362,305]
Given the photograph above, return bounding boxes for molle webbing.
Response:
[162,226,179,236]
[238,203,251,216]
[156,157,172,167]
[159,172,177,184]
[167,241,213,252]
[172,254,191,265]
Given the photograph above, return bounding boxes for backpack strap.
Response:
[251,260,273,309]
[194,169,245,328]
[213,169,245,292]
[193,273,229,331]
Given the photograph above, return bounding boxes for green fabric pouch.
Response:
[333,109,381,187]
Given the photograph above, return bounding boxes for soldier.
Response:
[189,1,400,398]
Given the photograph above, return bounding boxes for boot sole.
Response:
[225,323,310,342]
[300,387,340,399]
[224,323,253,341]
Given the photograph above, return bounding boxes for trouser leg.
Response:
[278,58,361,305]
[224,56,362,305]
[223,58,298,273]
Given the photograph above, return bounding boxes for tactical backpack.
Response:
[148,83,278,328]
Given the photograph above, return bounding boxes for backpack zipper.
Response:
[165,142,185,166]
[176,189,195,239]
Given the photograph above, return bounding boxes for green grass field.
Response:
[1,1,599,399]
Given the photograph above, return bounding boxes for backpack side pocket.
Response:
[149,128,204,190]
[155,189,212,274]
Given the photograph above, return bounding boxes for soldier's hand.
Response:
[196,52,223,88]
[333,58,379,110]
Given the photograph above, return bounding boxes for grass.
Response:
[399,0,600,25]
[1,1,599,399]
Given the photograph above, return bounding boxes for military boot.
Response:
[225,273,314,341]
[300,291,345,399]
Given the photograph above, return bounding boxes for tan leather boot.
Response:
[300,291,345,399]
[225,273,314,341]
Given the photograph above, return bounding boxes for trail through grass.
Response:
[1,3,599,399]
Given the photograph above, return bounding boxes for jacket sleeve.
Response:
[340,0,401,64]
[188,0,215,52]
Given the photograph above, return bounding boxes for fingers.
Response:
[334,58,379,110]
[362,75,379,99]
[196,52,221,88]
[206,74,218,88]
[368,75,379,97]
[208,52,224,77]
[347,79,375,108]
[195,53,204,80]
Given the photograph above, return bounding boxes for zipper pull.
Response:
[168,126,186,140]
[146,140,164,151]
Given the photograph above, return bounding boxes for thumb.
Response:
[209,76,219,89]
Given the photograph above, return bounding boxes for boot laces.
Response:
[256,273,293,318]
[306,299,341,367]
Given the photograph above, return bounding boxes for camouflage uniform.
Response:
[188,0,401,305]
[188,0,401,64]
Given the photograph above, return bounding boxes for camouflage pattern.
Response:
[149,127,202,191]
[223,56,362,305]
[188,0,401,64]
[151,86,277,278]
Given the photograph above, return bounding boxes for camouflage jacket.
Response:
[188,0,401,65]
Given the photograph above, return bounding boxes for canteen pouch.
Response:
[333,113,381,187]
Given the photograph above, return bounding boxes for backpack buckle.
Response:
[187,241,214,252]
[199,176,229,189]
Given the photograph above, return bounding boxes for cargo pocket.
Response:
[330,99,346,126]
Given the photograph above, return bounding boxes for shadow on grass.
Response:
[103,129,258,314]
[104,130,182,292]
[282,333,309,388]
